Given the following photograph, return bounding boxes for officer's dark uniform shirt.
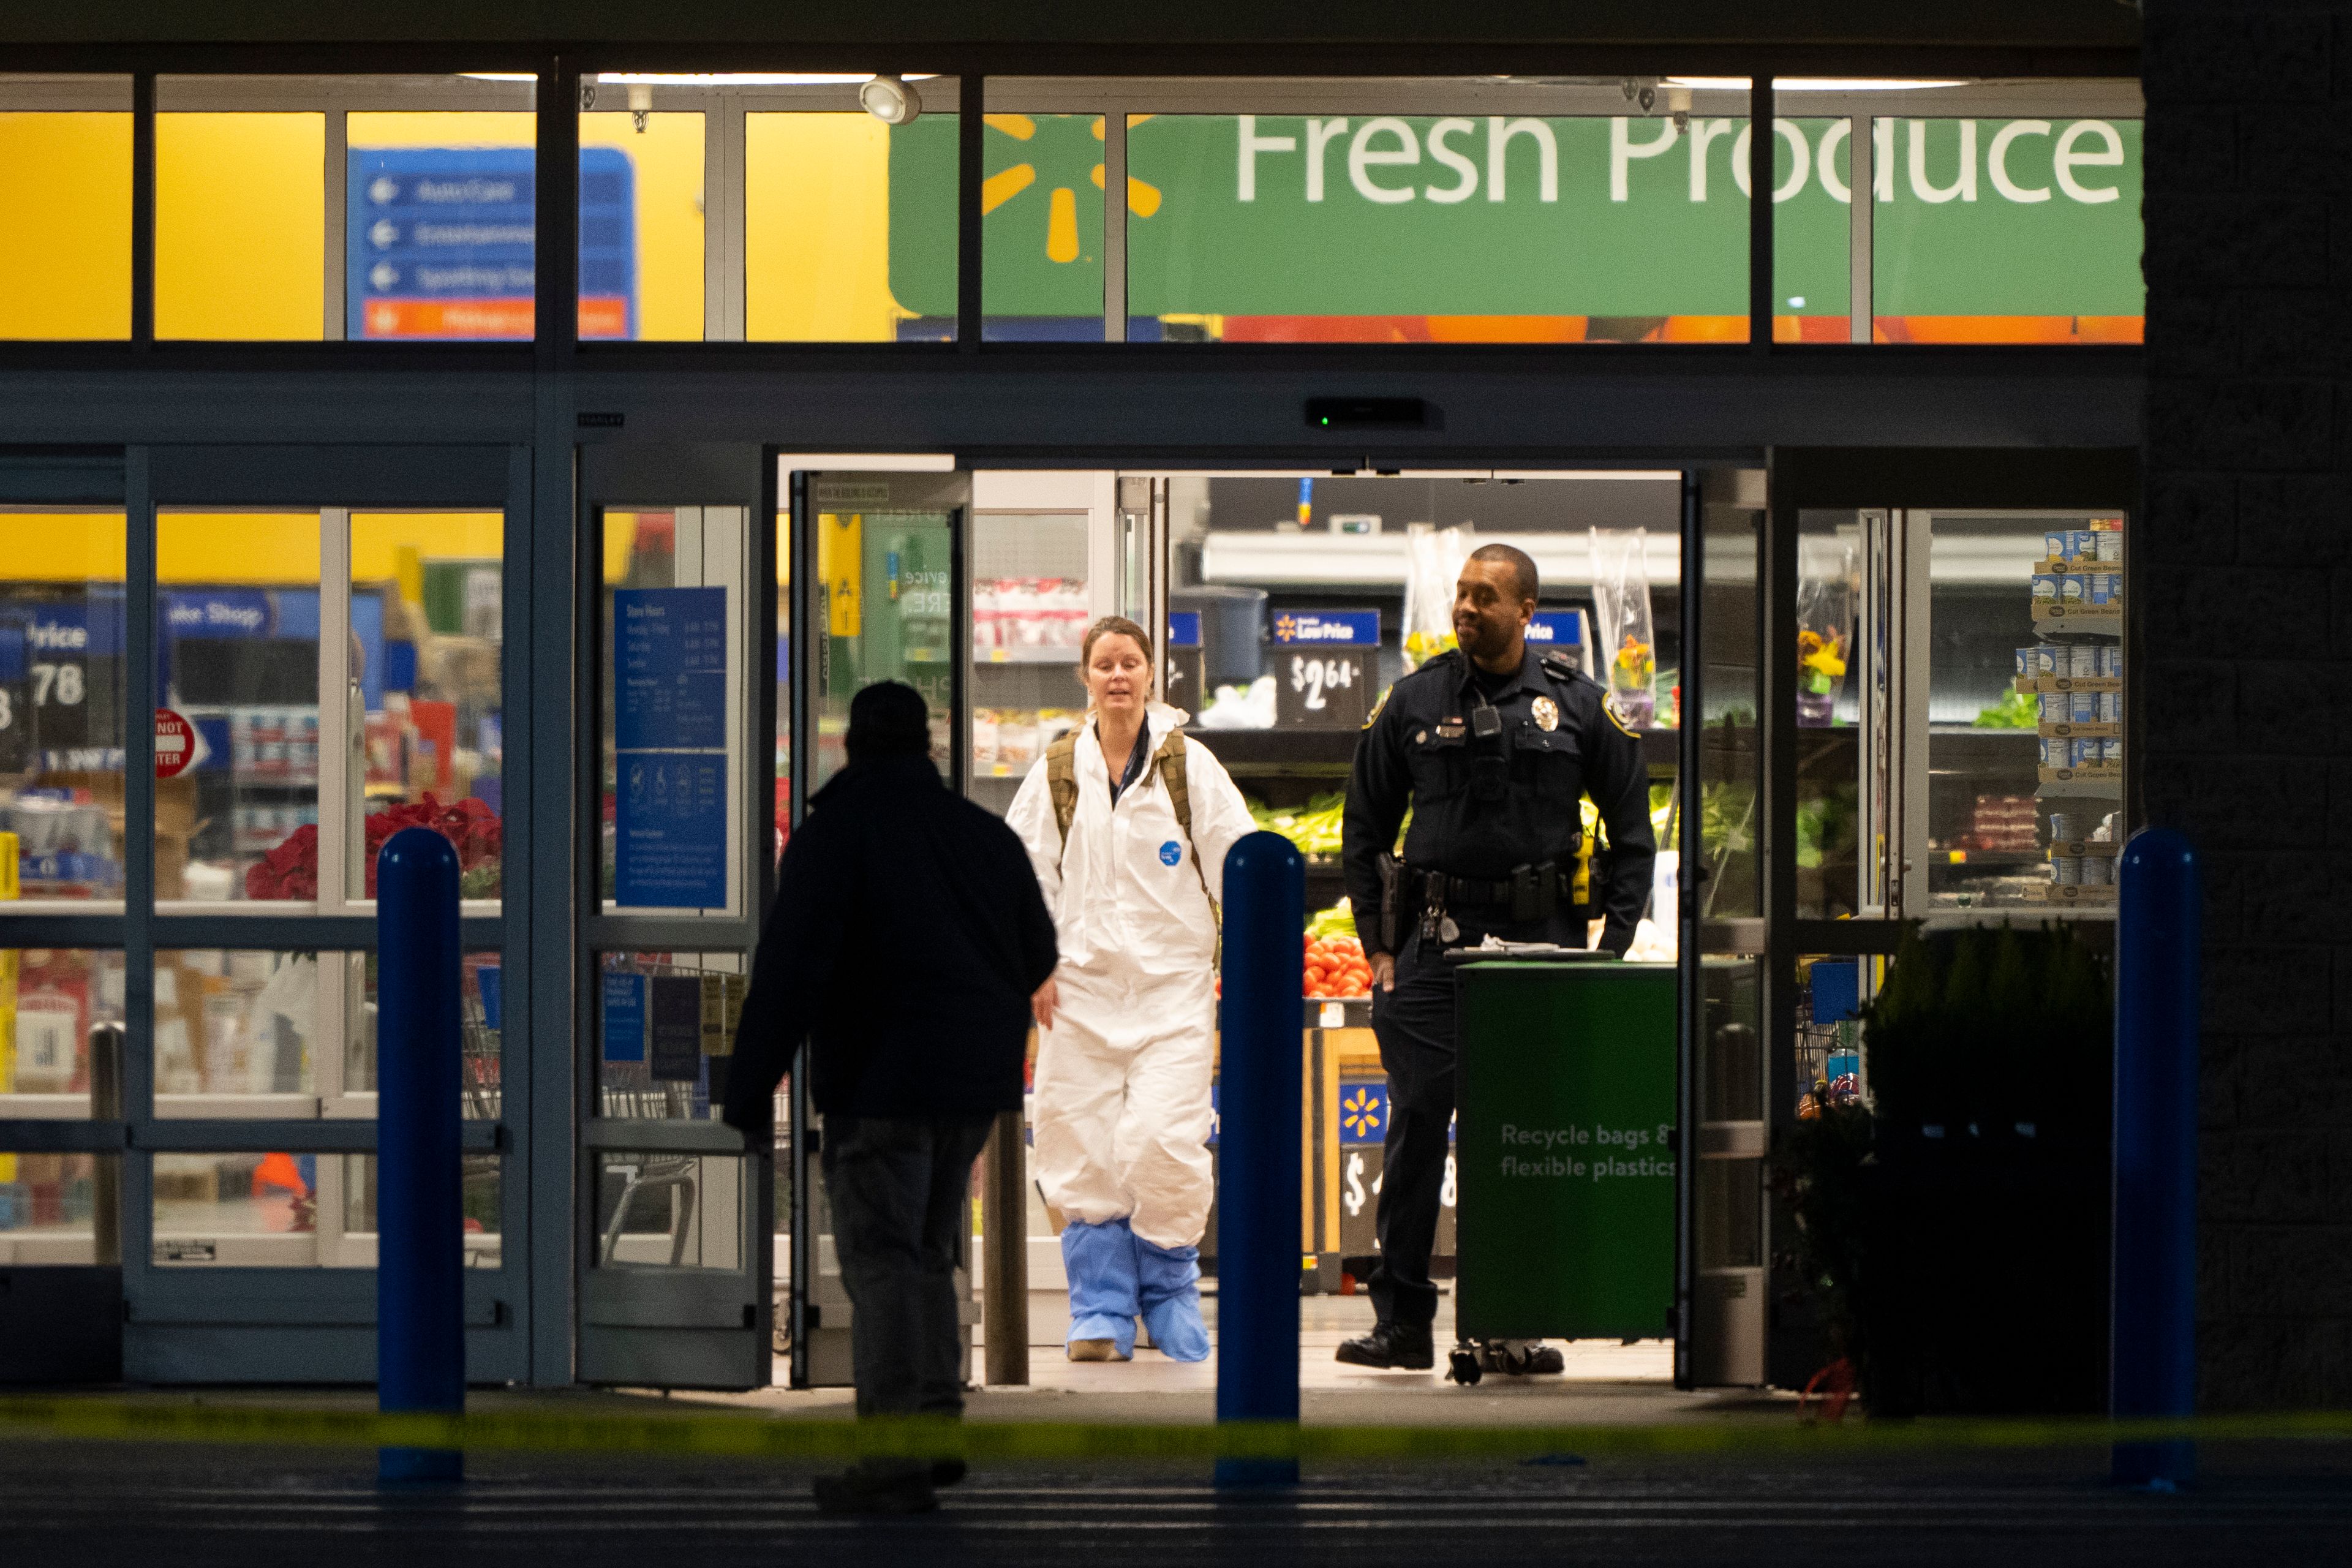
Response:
[1341,646,1657,954]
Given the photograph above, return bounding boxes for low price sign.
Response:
[1272,609,1378,729]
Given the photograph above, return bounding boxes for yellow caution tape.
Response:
[2,1399,2351,1464]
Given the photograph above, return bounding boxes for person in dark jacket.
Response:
[722,680,1058,1516]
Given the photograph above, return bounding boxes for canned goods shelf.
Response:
[2027,883,2119,905]
[2035,557,2127,574]
[2048,839,2122,856]
[2040,722,2120,739]
[2013,676,2123,695]
[2032,603,2124,626]
[2037,766,2125,796]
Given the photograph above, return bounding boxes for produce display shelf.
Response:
[1302,997,1373,1029]
[976,646,1080,665]
[2039,722,2120,739]
[2013,676,2122,695]
[2031,603,2124,627]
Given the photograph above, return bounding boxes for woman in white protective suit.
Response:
[1007,615,1254,1362]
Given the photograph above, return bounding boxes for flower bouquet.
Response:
[244,793,502,900]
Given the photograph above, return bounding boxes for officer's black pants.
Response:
[1366,929,1457,1328]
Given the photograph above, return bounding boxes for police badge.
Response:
[1531,695,1560,732]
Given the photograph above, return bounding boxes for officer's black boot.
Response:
[1335,1320,1434,1370]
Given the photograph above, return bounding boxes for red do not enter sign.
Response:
[154,707,195,779]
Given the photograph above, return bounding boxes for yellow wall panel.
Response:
[156,113,325,341]
[347,111,535,150]
[352,513,504,579]
[745,113,903,342]
[0,514,127,581]
[581,112,704,341]
[157,514,322,585]
[0,114,132,340]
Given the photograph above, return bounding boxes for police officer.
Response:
[1335,543,1657,1371]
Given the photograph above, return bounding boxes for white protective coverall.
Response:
[1008,703,1254,1254]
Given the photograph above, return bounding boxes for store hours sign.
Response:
[613,587,729,910]
[1273,609,1378,729]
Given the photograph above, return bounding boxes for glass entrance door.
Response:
[576,443,769,1389]
[785,465,970,1387]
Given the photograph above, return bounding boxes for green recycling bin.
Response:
[1453,959,1678,1342]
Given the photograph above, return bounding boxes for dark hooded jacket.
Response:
[722,754,1058,1133]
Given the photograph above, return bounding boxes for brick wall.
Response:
[2143,0,2352,1409]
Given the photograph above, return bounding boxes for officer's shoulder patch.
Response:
[1362,685,1390,729]
[1602,690,1642,737]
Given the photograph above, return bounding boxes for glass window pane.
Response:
[1926,511,2127,913]
[349,511,503,901]
[1126,111,1754,344]
[154,949,328,1109]
[981,111,1105,342]
[600,508,748,913]
[348,951,503,1119]
[0,510,128,904]
[810,500,954,792]
[348,108,537,341]
[745,110,956,341]
[595,951,747,1123]
[1872,117,2143,344]
[579,108,706,341]
[593,1150,745,1270]
[0,951,127,1120]
[151,1151,500,1268]
[1773,116,1853,342]
[0,1152,118,1264]
[156,111,326,340]
[0,78,132,341]
[968,510,1090,812]
[1795,511,1867,919]
[156,512,321,903]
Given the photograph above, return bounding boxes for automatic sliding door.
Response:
[577,444,769,1390]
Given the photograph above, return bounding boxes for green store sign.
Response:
[889,114,2143,321]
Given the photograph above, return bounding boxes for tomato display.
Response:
[1303,932,1373,1000]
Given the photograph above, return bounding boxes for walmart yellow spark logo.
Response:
[1343,1087,1384,1140]
[984,113,1163,263]
[1273,614,1300,641]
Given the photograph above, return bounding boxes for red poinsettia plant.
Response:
[244,794,503,900]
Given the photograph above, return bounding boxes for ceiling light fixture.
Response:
[859,74,922,124]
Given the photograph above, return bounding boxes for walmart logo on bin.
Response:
[1341,1082,1388,1144]
[347,147,637,340]
[1272,611,1378,645]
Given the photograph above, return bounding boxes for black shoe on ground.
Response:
[1335,1320,1434,1370]
[1523,1343,1564,1375]
[812,1466,939,1517]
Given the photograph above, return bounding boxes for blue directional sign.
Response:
[347,146,636,340]
[614,588,726,751]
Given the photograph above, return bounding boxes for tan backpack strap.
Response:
[1044,733,1081,860]
[1152,729,1216,918]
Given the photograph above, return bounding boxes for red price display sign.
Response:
[154,708,195,779]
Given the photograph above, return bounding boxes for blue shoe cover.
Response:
[1063,1218,1139,1357]
[1136,1236,1210,1362]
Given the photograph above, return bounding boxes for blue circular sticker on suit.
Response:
[1158,840,1183,867]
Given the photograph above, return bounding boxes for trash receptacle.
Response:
[1453,958,1677,1344]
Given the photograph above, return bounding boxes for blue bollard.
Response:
[1215,831,1305,1490]
[377,826,466,1486]
[2111,827,2199,1490]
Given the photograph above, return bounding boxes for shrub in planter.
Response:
[1781,923,2112,1415]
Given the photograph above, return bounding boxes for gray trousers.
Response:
[820,1114,995,1420]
